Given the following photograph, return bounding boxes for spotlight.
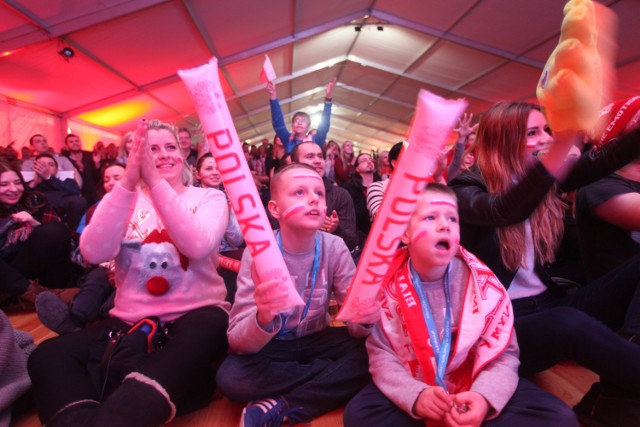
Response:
[58,47,75,61]
[354,26,362,32]
[377,26,384,31]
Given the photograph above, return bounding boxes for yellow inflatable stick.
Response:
[537,0,617,135]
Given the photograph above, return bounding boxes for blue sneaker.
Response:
[240,398,310,427]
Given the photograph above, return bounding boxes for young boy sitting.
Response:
[215,163,378,427]
[344,183,578,427]
[267,79,335,154]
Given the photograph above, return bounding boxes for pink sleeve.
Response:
[149,180,228,260]
[79,183,138,264]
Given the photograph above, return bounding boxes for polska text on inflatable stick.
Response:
[537,0,617,136]
[178,58,304,310]
[336,90,467,321]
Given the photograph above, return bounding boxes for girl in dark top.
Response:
[0,161,75,306]
[449,101,640,426]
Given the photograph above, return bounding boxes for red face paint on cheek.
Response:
[282,203,305,220]
[412,228,429,244]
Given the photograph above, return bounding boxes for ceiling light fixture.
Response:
[58,47,75,61]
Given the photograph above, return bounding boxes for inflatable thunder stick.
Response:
[336,90,467,321]
[218,255,241,273]
[178,58,304,309]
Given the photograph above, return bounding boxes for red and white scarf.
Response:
[379,246,513,394]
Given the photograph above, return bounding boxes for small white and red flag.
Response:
[260,54,277,83]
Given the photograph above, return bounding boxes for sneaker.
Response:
[574,382,640,427]
[240,398,310,427]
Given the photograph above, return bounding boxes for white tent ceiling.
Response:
[1,0,639,152]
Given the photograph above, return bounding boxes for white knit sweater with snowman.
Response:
[80,180,230,324]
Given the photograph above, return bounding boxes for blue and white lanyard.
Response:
[410,262,452,391]
[276,231,321,336]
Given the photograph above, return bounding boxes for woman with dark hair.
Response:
[0,160,75,306]
[449,101,640,425]
[194,153,244,303]
[265,135,285,179]
[341,153,380,249]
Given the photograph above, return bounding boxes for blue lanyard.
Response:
[276,231,321,336]
[409,262,452,391]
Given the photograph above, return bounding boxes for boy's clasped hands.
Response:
[414,386,490,427]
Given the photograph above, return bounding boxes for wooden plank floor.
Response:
[7,309,597,426]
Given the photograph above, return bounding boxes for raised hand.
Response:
[326,77,337,100]
[267,81,277,100]
[454,113,478,138]
[320,210,339,233]
[120,120,147,191]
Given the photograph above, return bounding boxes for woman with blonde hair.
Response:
[450,101,640,425]
[29,119,229,426]
[335,140,355,185]
[116,131,134,165]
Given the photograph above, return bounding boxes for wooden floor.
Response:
[7,309,597,427]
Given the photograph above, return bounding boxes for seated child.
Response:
[267,79,335,154]
[344,183,578,427]
[215,163,378,427]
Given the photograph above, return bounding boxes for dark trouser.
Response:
[216,327,370,417]
[218,248,244,304]
[28,305,229,424]
[343,379,578,427]
[563,251,640,338]
[1,221,73,295]
[59,194,88,231]
[70,266,114,326]
[513,297,640,393]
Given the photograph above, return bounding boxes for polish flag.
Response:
[260,54,277,83]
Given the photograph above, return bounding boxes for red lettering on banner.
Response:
[380,213,405,232]
[216,152,245,185]
[403,172,431,195]
[376,232,401,252]
[362,267,387,285]
[234,193,256,216]
[245,239,270,257]
[390,196,418,216]
[237,213,265,234]
[370,250,396,268]
[207,129,233,149]
[477,275,505,301]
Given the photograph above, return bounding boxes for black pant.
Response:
[28,305,229,424]
[216,327,370,417]
[344,379,578,427]
[513,296,640,393]
[1,221,73,295]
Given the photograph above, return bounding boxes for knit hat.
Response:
[596,96,640,147]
